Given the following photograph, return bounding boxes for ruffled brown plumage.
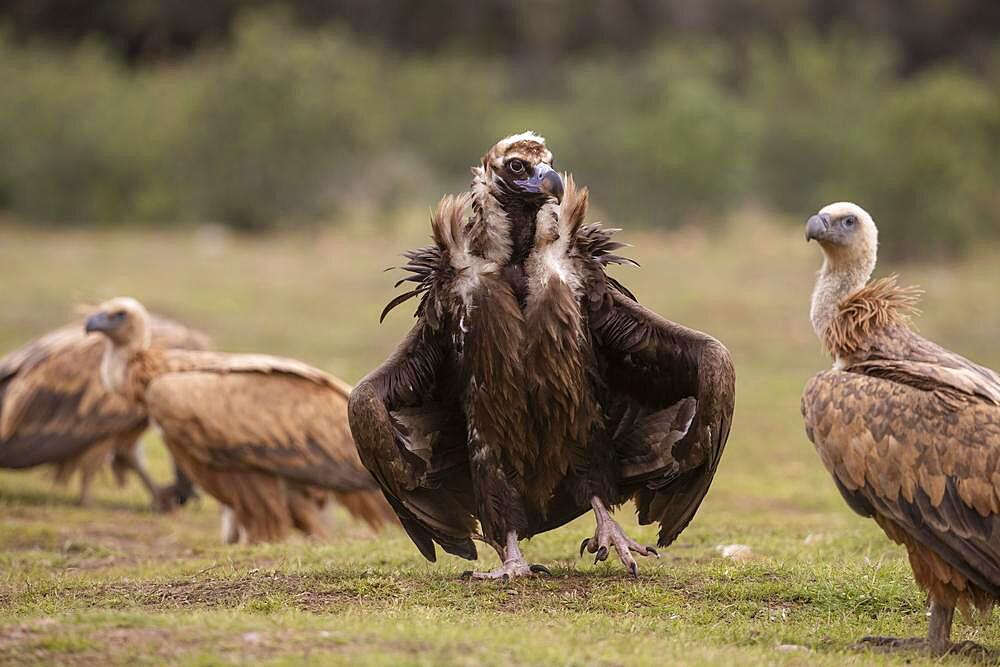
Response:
[823,275,922,359]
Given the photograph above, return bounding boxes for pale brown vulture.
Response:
[85,297,396,544]
[350,132,735,579]
[0,314,209,509]
[802,202,1000,655]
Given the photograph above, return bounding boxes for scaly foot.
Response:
[580,496,658,577]
[462,560,551,582]
[461,529,551,582]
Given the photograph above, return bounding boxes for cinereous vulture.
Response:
[0,313,209,509]
[350,132,735,579]
[802,202,1000,655]
[85,297,397,544]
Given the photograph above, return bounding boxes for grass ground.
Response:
[1,210,998,666]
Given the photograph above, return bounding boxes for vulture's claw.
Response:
[529,564,552,576]
[584,497,660,576]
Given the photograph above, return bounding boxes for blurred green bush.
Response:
[0,16,997,255]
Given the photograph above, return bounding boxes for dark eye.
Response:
[110,311,126,321]
[843,215,856,228]
[507,159,526,174]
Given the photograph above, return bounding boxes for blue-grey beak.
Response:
[805,213,831,242]
[85,312,113,334]
[514,163,564,203]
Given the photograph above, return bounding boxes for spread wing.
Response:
[0,316,210,469]
[590,291,736,547]
[802,368,1000,597]
[146,359,377,495]
[348,321,477,562]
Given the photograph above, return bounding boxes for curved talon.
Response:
[529,564,552,576]
[461,570,473,579]
[595,545,609,562]
[628,561,638,578]
[579,538,591,558]
[646,546,659,557]
[501,573,511,584]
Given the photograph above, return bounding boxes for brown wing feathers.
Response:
[142,352,396,541]
[0,316,207,473]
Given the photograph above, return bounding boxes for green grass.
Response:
[1,210,998,665]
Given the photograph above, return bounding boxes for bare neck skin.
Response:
[810,247,876,339]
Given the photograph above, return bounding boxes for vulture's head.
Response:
[806,202,878,274]
[85,296,152,352]
[474,131,563,208]
[470,131,564,262]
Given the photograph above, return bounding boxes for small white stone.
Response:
[803,533,826,545]
[776,644,809,652]
[715,544,754,561]
[241,632,262,644]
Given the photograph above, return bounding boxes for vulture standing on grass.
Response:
[0,314,209,509]
[350,132,735,579]
[802,202,1000,655]
[85,296,396,544]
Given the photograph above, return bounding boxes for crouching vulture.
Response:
[85,297,396,543]
[0,313,208,510]
[350,132,735,579]
[802,202,1000,655]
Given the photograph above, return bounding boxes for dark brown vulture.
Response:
[0,313,209,509]
[802,202,1000,655]
[84,297,396,544]
[350,132,735,579]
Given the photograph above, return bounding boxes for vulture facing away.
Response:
[85,297,396,544]
[350,132,735,579]
[0,313,209,509]
[802,202,1000,655]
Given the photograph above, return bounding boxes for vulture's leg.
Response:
[853,601,988,656]
[114,443,171,511]
[77,468,96,507]
[580,496,658,577]
[219,506,243,545]
[463,531,551,581]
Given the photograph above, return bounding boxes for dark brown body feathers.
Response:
[352,176,735,560]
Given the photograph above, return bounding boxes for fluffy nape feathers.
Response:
[823,275,922,359]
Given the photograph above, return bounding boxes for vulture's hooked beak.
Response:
[515,163,564,203]
[85,312,115,334]
[805,213,831,242]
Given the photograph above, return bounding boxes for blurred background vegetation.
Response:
[0,1,998,256]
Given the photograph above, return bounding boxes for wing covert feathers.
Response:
[348,323,478,562]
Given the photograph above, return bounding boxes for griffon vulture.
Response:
[0,314,209,509]
[85,297,396,544]
[350,132,735,579]
[802,202,1000,654]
